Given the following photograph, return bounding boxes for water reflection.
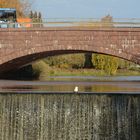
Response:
[0,76,140,93]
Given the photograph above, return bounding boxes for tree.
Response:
[34,11,38,19]
[93,54,105,70]
[93,54,119,75]
[45,54,85,69]
[30,11,43,27]
[84,53,93,68]
[101,14,113,27]
[29,11,33,19]
[104,56,118,75]
[38,12,42,21]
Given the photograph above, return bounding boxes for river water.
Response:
[0,76,140,140]
[0,76,140,93]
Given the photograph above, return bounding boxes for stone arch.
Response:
[0,48,136,75]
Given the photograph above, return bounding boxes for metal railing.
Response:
[1,18,140,28]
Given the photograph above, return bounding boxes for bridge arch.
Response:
[0,49,135,74]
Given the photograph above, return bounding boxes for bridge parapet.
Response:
[1,18,140,28]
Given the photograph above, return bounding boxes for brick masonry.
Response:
[0,27,140,74]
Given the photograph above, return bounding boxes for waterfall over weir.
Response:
[0,94,140,140]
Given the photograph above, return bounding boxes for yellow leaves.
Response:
[0,0,19,8]
[93,54,119,75]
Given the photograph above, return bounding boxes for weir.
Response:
[0,93,140,140]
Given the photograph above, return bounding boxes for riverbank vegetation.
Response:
[32,53,140,80]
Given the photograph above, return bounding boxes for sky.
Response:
[31,0,140,19]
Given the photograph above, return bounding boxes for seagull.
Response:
[74,86,78,93]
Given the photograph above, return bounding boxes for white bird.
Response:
[74,86,78,93]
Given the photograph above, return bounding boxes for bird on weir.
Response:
[74,86,78,93]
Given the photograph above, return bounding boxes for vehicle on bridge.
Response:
[0,8,19,28]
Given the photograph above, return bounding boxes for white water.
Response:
[0,94,140,140]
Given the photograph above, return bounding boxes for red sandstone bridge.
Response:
[0,18,140,74]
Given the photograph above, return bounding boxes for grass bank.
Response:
[32,61,140,80]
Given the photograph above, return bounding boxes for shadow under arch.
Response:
[0,48,136,76]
